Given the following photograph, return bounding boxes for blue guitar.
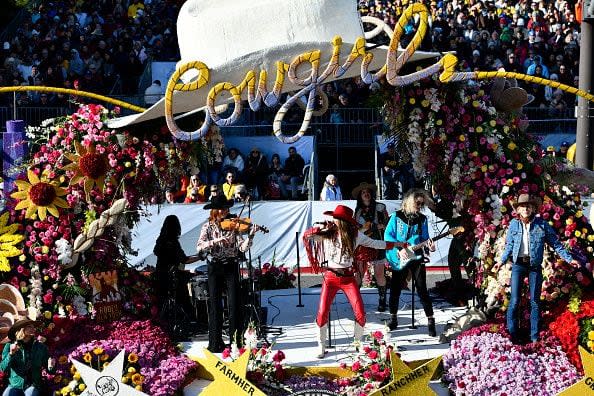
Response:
[387,227,464,270]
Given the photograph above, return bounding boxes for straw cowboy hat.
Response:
[108,0,442,128]
[512,194,541,210]
[351,182,377,199]
[324,205,358,225]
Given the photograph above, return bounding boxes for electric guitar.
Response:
[387,226,465,270]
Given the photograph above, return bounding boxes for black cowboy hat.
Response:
[203,195,234,210]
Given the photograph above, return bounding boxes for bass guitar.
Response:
[388,226,465,270]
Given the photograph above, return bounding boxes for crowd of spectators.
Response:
[0,0,181,108]
[359,0,582,114]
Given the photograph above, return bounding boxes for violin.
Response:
[220,217,269,234]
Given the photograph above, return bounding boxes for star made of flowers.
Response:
[0,212,24,272]
[62,141,113,199]
[11,170,69,221]
[368,350,441,396]
[194,348,266,396]
[557,346,594,396]
[71,349,147,396]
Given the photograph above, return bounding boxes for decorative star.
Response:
[71,350,147,396]
[195,348,266,396]
[557,346,594,396]
[369,350,441,396]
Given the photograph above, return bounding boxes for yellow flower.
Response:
[128,353,139,363]
[83,353,92,363]
[421,99,429,107]
[122,376,129,384]
[507,142,517,150]
[490,120,496,127]
[44,311,52,319]
[78,384,86,391]
[589,330,594,340]
[10,170,69,221]
[476,126,483,133]
[41,246,49,254]
[53,375,62,384]
[503,126,510,133]
[516,163,523,170]
[459,135,466,142]
[58,355,68,365]
[100,353,110,361]
[576,210,583,218]
[135,386,143,391]
[472,100,480,107]
[132,373,143,385]
[93,347,104,355]
[62,141,112,198]
[0,212,25,271]
[588,235,594,242]
[501,206,507,213]
[73,372,81,380]
[481,165,488,173]
[128,367,136,374]
[575,230,582,238]
[409,98,415,104]
[436,119,443,125]
[505,179,514,186]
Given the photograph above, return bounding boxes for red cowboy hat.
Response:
[323,205,357,225]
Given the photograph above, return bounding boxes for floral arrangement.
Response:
[338,329,394,395]
[443,323,580,395]
[378,76,594,309]
[48,319,197,396]
[255,252,296,290]
[547,293,594,372]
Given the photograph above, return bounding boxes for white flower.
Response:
[55,238,73,265]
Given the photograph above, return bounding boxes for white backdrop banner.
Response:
[129,200,455,270]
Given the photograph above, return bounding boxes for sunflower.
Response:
[127,352,138,363]
[0,212,24,271]
[11,170,69,221]
[131,373,143,386]
[62,141,111,197]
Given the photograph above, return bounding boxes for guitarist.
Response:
[352,182,390,311]
[384,188,437,336]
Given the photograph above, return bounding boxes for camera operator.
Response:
[1,318,55,395]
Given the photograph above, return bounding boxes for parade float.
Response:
[0,1,594,395]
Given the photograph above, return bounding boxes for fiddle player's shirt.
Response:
[196,222,253,260]
[305,231,387,270]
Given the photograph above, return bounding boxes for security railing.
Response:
[0,105,577,137]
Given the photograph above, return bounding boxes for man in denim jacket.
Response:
[500,194,579,343]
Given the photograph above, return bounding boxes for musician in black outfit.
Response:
[153,215,202,316]
[195,196,257,352]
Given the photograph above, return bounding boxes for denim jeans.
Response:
[507,263,543,341]
[2,386,40,396]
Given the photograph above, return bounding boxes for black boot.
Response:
[388,314,398,331]
[428,317,436,337]
[377,286,387,312]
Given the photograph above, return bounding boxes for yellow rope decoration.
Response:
[0,86,145,113]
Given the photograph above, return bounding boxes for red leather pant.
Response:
[316,271,366,327]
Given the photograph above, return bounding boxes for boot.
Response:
[316,324,327,359]
[353,322,365,351]
[377,286,387,312]
[428,317,436,337]
[388,314,398,331]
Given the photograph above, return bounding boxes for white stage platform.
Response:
[182,286,464,394]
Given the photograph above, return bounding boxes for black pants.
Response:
[207,259,242,350]
[389,259,434,317]
[448,236,471,287]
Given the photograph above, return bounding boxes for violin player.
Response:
[195,195,258,353]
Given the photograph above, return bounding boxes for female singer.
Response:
[303,205,399,358]
[384,188,436,336]
[352,182,389,311]
[196,196,257,353]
